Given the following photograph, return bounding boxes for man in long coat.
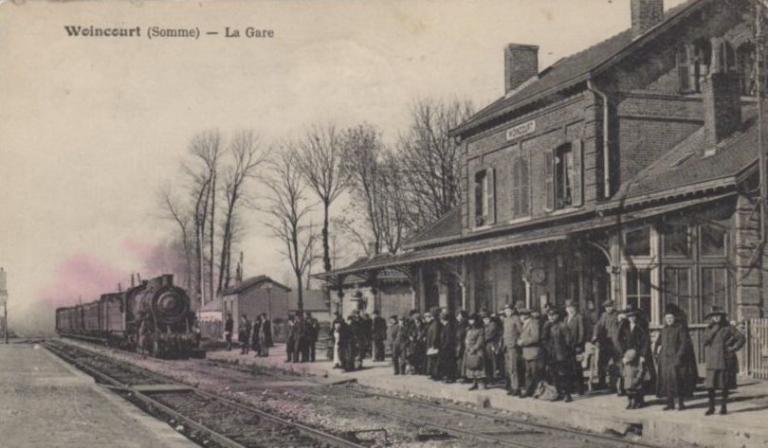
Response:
[455,310,469,381]
[372,310,387,362]
[224,313,234,351]
[654,310,693,410]
[482,312,501,382]
[437,310,456,382]
[424,310,442,379]
[591,300,621,391]
[239,314,252,355]
[501,303,524,396]
[284,315,296,362]
[517,309,542,398]
[387,315,403,374]
[543,308,574,402]
[564,299,586,395]
[304,312,319,362]
[703,306,745,415]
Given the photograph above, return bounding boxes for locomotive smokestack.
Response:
[130,273,135,287]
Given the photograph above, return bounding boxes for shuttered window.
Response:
[474,169,487,227]
[487,168,496,225]
[511,155,530,217]
[544,152,554,211]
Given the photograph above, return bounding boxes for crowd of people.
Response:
[330,299,745,416]
[224,298,746,416]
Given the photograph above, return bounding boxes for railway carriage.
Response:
[55,274,202,358]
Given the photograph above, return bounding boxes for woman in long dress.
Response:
[464,314,487,390]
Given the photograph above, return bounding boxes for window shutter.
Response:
[677,47,690,93]
[544,151,554,211]
[487,167,496,224]
[572,140,583,207]
[511,160,519,217]
[518,156,530,216]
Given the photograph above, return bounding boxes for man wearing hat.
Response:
[543,307,574,402]
[702,306,745,415]
[424,309,442,380]
[564,299,587,395]
[592,299,621,391]
[482,310,502,383]
[517,308,542,397]
[501,303,524,396]
[437,309,457,382]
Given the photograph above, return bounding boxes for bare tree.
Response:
[217,131,267,292]
[343,124,410,255]
[186,130,221,307]
[262,146,317,313]
[158,185,194,291]
[295,124,350,274]
[397,98,474,230]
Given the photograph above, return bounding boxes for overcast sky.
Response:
[0,0,686,334]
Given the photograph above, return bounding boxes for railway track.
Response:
[44,340,366,448]
[51,339,667,448]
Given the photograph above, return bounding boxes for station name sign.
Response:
[505,120,536,142]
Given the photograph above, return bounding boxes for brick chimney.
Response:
[631,0,664,38]
[702,38,742,150]
[504,44,539,94]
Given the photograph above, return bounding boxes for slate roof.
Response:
[452,0,706,137]
[404,207,463,249]
[325,194,732,276]
[221,275,291,296]
[608,107,759,208]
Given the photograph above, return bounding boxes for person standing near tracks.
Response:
[437,309,456,383]
[239,314,252,355]
[617,306,654,407]
[257,314,270,357]
[702,306,745,415]
[305,311,319,362]
[251,315,262,355]
[482,311,501,384]
[224,313,234,351]
[360,312,373,360]
[564,299,587,395]
[294,313,309,363]
[455,310,469,383]
[464,314,487,390]
[517,309,542,398]
[502,303,524,396]
[654,309,693,411]
[285,314,296,362]
[591,300,621,392]
[425,309,442,380]
[387,315,403,374]
[543,308,574,402]
[372,310,387,362]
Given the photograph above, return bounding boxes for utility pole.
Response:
[0,268,8,344]
[757,0,767,243]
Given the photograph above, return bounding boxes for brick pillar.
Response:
[735,194,763,320]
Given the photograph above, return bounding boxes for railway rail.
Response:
[51,338,668,448]
[43,340,365,448]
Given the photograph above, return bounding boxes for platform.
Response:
[0,342,196,448]
[209,343,768,448]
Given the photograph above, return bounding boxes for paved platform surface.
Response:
[211,343,768,448]
[0,342,196,448]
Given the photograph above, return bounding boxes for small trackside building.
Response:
[322,0,768,370]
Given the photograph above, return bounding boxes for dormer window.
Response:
[678,39,711,94]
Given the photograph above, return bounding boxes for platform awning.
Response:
[322,192,736,278]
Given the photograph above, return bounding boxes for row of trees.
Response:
[157,98,474,312]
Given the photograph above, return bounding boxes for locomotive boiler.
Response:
[55,274,203,358]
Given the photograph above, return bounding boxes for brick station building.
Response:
[325,0,768,364]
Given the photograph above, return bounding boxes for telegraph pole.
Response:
[757,0,767,243]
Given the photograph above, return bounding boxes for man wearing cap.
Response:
[387,314,403,374]
[592,299,621,391]
[501,303,524,396]
[437,310,456,382]
[703,306,745,415]
[372,310,387,362]
[455,310,469,382]
[517,308,542,398]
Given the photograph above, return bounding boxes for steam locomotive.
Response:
[55,274,203,358]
